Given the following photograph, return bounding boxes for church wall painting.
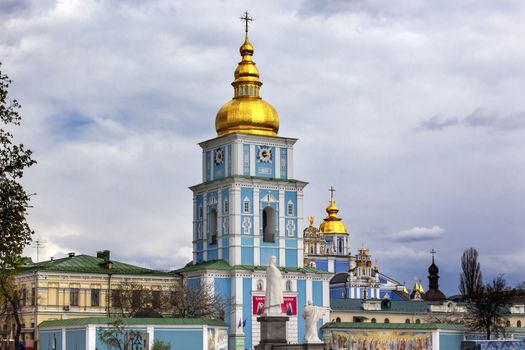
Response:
[325,330,433,350]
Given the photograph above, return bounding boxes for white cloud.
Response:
[392,226,445,242]
[0,0,522,294]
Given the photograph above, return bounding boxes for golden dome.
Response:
[319,189,348,235]
[215,33,279,137]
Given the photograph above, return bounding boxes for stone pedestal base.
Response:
[254,315,290,350]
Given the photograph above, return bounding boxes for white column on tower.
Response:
[297,191,304,267]
[231,186,241,265]
[203,192,208,261]
[287,147,294,179]
[250,144,255,176]
[275,147,281,178]
[278,187,285,266]
[217,190,223,259]
[253,188,260,265]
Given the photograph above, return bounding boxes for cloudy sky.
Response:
[2,0,524,295]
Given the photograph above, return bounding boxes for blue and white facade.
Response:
[185,131,332,349]
[191,133,305,267]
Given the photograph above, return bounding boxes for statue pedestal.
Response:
[254,315,290,350]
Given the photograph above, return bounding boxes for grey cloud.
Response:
[419,108,525,131]
[464,108,525,131]
[0,0,31,18]
[418,115,460,130]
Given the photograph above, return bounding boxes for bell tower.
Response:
[190,18,307,268]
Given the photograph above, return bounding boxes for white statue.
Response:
[264,256,283,315]
[302,300,329,343]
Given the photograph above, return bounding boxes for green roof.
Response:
[173,259,330,275]
[322,322,467,331]
[39,317,227,328]
[19,255,174,277]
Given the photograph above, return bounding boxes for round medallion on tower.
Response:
[215,14,279,137]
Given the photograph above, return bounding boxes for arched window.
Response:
[415,319,421,324]
[405,319,411,324]
[336,317,341,323]
[198,204,203,219]
[287,201,294,216]
[243,197,250,213]
[309,243,314,254]
[371,318,376,323]
[338,239,343,253]
[384,318,390,323]
[506,320,511,327]
[286,280,292,292]
[209,209,218,244]
[262,206,275,242]
[518,320,522,327]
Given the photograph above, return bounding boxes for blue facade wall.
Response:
[285,249,297,267]
[335,260,349,273]
[260,248,279,266]
[313,281,324,334]
[66,329,86,350]
[40,330,62,350]
[243,277,253,349]
[227,144,232,176]
[315,260,328,272]
[154,328,203,350]
[280,148,288,179]
[242,247,254,265]
[440,332,464,350]
[215,278,231,325]
[243,144,250,176]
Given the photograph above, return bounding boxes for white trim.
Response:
[253,188,260,265]
[275,146,281,178]
[249,145,255,176]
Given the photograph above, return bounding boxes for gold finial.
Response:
[308,216,315,226]
[240,11,253,34]
[215,12,279,137]
[329,186,336,202]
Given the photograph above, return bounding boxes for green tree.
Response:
[0,63,36,349]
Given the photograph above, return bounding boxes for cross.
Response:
[329,186,336,201]
[430,248,436,257]
[240,11,253,33]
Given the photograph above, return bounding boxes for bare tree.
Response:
[110,279,156,318]
[166,281,226,320]
[464,275,512,340]
[459,247,483,299]
[0,272,25,349]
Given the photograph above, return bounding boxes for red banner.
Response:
[252,296,297,316]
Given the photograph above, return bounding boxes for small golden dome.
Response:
[215,33,279,137]
[319,189,348,235]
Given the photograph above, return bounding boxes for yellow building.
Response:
[6,250,178,349]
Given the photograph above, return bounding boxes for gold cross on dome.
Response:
[240,11,253,33]
[430,248,436,257]
[329,186,336,201]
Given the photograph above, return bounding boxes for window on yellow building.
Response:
[70,288,79,306]
[132,290,142,308]
[152,291,161,309]
[91,289,100,307]
[31,287,36,306]
[112,290,122,307]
